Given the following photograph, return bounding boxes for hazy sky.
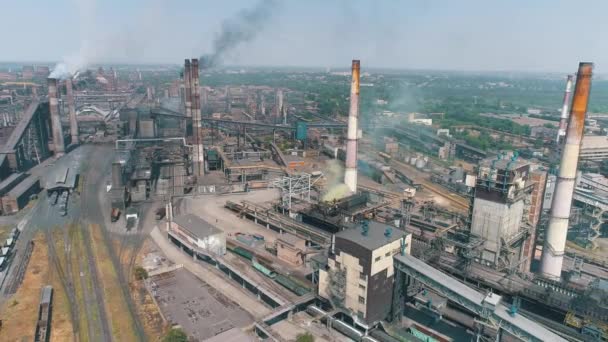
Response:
[2,0,607,72]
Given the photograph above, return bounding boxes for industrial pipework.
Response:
[47,78,65,156]
[557,74,574,144]
[540,62,593,280]
[191,58,204,177]
[65,78,79,144]
[184,59,192,118]
[344,60,360,194]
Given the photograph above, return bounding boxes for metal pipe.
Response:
[557,75,574,144]
[540,62,593,280]
[184,59,192,118]
[66,78,79,144]
[191,58,204,177]
[344,60,360,194]
[47,78,65,156]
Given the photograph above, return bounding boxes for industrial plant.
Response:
[1,4,608,341]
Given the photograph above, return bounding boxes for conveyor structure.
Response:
[393,253,567,342]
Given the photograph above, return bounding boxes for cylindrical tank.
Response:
[410,157,417,166]
[416,158,426,169]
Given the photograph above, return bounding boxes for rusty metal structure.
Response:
[540,62,594,280]
[47,78,65,156]
[557,74,574,144]
[344,60,360,194]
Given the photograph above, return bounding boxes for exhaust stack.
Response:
[184,59,192,118]
[540,62,593,280]
[47,78,65,156]
[66,78,79,144]
[557,75,574,144]
[191,58,204,177]
[344,60,360,194]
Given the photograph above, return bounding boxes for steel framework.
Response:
[272,173,311,209]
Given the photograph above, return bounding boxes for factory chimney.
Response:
[540,62,593,280]
[557,75,574,144]
[65,78,79,144]
[184,59,192,118]
[191,58,204,177]
[344,60,360,194]
[47,78,65,156]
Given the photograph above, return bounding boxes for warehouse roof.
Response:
[6,176,39,198]
[582,135,608,149]
[173,214,222,239]
[0,173,26,196]
[338,221,405,251]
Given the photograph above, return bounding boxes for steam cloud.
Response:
[321,160,350,202]
[201,0,279,69]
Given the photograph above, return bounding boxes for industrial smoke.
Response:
[200,0,279,68]
[322,160,350,202]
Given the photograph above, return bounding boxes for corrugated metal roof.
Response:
[173,214,222,239]
[6,176,39,197]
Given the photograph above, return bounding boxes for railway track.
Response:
[45,226,81,339]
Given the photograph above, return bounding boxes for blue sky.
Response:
[1,0,606,72]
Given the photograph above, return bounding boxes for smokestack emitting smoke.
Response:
[344,60,360,194]
[540,62,593,280]
[322,160,350,202]
[47,78,65,156]
[65,78,79,144]
[200,0,279,68]
[557,74,574,144]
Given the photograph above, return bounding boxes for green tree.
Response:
[134,266,148,280]
[296,332,315,342]
[162,328,188,342]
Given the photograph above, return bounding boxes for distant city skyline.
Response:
[3,0,608,73]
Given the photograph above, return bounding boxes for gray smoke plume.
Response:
[201,0,279,69]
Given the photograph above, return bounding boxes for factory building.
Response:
[580,135,608,161]
[318,221,411,326]
[169,214,226,256]
[2,176,41,214]
[470,157,532,270]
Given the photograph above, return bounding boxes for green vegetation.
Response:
[162,328,188,342]
[134,266,148,280]
[296,332,315,342]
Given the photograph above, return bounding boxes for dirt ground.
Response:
[0,232,74,342]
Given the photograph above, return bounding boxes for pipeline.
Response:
[540,63,594,280]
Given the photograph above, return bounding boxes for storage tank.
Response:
[416,157,427,169]
[410,157,417,166]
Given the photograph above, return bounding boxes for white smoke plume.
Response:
[321,159,350,202]
[201,0,280,69]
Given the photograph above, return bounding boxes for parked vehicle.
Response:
[111,208,121,222]
[155,207,166,220]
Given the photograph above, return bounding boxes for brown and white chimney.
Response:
[65,78,79,144]
[191,58,204,177]
[47,78,65,156]
[540,62,593,280]
[344,60,360,194]
[184,59,192,118]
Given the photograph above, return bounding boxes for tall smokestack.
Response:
[540,62,593,280]
[184,59,192,118]
[47,78,65,156]
[557,75,574,144]
[344,60,360,194]
[66,78,78,144]
[191,58,204,177]
[276,89,284,123]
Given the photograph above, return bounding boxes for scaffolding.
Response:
[272,173,311,209]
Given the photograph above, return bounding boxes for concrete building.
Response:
[580,135,608,161]
[276,233,306,266]
[169,214,226,256]
[470,157,532,270]
[318,221,411,326]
